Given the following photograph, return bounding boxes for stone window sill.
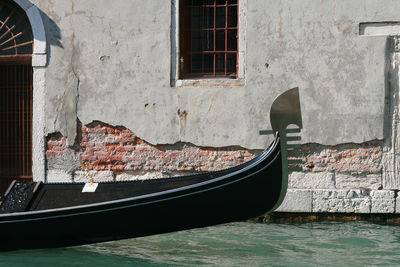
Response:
[174,78,245,88]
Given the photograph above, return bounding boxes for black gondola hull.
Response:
[0,140,282,251]
[0,87,303,251]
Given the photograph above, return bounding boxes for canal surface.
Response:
[1,221,400,266]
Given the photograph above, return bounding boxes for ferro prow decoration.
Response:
[0,88,302,251]
[260,87,303,211]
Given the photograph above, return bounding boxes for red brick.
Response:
[136,138,146,145]
[110,155,123,161]
[94,151,108,158]
[80,155,97,161]
[106,128,115,134]
[46,122,262,175]
[113,165,126,171]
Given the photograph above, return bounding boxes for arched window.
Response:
[0,1,33,58]
[0,1,33,193]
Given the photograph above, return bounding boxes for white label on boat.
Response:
[82,183,98,193]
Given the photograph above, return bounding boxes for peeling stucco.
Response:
[53,33,80,147]
[28,0,400,149]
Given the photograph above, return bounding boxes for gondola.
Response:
[0,88,302,251]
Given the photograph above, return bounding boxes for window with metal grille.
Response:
[0,1,33,194]
[0,2,33,56]
[179,0,238,79]
[0,62,32,180]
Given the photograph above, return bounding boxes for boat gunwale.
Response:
[0,136,281,221]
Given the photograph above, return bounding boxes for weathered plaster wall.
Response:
[31,0,177,148]
[30,0,396,150]
[247,0,389,146]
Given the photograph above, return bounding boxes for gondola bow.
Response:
[0,88,302,250]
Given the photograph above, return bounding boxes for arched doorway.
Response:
[0,1,33,194]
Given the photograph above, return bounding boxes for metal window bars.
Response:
[0,1,33,192]
[180,0,238,78]
[0,62,33,182]
[0,1,34,57]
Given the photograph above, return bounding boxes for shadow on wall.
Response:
[38,8,63,66]
[383,36,392,140]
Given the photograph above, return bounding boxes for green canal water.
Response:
[1,221,400,266]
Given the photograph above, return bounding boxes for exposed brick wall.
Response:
[288,141,383,175]
[46,121,258,175]
[46,121,384,189]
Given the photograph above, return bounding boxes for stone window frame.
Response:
[13,0,47,182]
[171,0,246,87]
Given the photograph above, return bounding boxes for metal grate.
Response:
[0,1,33,57]
[0,61,33,183]
[180,0,238,78]
[0,1,33,196]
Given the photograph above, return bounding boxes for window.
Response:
[179,0,238,79]
[0,1,33,194]
[0,1,33,57]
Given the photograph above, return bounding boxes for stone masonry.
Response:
[276,141,400,214]
[276,35,400,214]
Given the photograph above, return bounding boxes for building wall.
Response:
[32,0,392,148]
[23,0,400,213]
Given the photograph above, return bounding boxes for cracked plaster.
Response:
[30,0,392,150]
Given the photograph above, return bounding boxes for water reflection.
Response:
[1,221,400,266]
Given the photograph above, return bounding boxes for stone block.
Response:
[335,173,382,190]
[47,170,73,183]
[46,151,80,172]
[275,189,312,212]
[74,171,114,182]
[370,190,395,213]
[26,6,46,54]
[383,170,397,189]
[289,172,335,189]
[32,54,47,67]
[312,189,371,213]
[382,153,400,189]
[395,195,400,214]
